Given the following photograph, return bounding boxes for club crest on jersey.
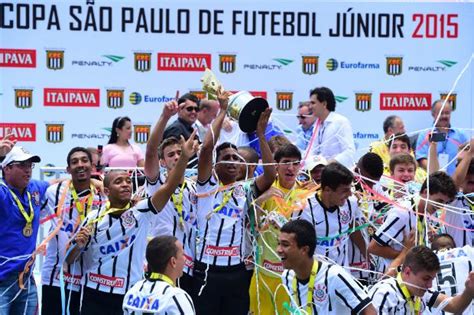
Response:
[233,185,245,198]
[314,283,327,302]
[340,210,350,224]
[121,211,136,228]
[31,191,41,206]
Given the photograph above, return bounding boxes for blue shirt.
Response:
[247,122,284,157]
[295,124,315,152]
[415,128,468,175]
[0,179,48,280]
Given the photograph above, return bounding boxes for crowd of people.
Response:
[0,86,473,315]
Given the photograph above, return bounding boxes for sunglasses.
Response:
[185,106,199,113]
[297,115,312,120]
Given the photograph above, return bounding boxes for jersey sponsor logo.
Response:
[46,50,64,70]
[379,93,431,110]
[126,293,160,311]
[314,283,327,302]
[355,93,371,112]
[213,203,243,218]
[99,234,136,255]
[55,271,81,285]
[106,89,124,109]
[204,245,239,257]
[121,211,136,228]
[89,273,124,288]
[0,123,36,141]
[262,260,284,273]
[302,55,319,75]
[184,254,194,268]
[219,54,236,73]
[61,221,75,234]
[0,49,36,68]
[134,125,150,144]
[317,234,348,248]
[44,88,100,107]
[276,92,293,111]
[15,89,33,109]
[158,53,211,71]
[45,123,64,143]
[386,56,403,76]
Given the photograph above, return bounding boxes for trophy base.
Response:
[238,97,269,133]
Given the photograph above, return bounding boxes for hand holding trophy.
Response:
[200,68,269,133]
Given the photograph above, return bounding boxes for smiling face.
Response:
[391,162,416,183]
[277,232,307,270]
[3,160,34,191]
[178,99,199,125]
[67,151,92,184]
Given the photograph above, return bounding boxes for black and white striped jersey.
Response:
[293,195,358,266]
[41,181,103,291]
[123,278,195,314]
[282,260,372,314]
[146,174,197,275]
[369,276,439,314]
[81,198,156,295]
[195,175,256,266]
[444,197,474,248]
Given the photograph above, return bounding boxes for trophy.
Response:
[201,68,269,133]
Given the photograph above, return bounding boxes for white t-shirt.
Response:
[123,278,195,314]
[146,174,197,275]
[444,197,474,247]
[41,181,104,291]
[281,260,371,314]
[195,174,256,266]
[81,199,156,295]
[293,195,358,266]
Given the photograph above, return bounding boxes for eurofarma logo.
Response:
[44,88,100,107]
[157,53,211,71]
[0,123,36,141]
[326,58,380,71]
[129,92,174,105]
[0,48,36,68]
[380,93,431,110]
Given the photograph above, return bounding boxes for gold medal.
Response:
[23,223,33,237]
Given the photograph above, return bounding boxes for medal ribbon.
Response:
[397,272,422,315]
[149,272,175,286]
[170,181,186,227]
[208,185,234,218]
[70,182,94,222]
[1,183,34,231]
[292,260,319,315]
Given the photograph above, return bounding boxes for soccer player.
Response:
[278,220,376,314]
[67,132,199,314]
[41,147,104,315]
[370,245,474,314]
[123,236,195,314]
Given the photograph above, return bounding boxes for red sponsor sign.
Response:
[88,273,124,288]
[158,53,211,71]
[380,93,431,110]
[230,90,268,99]
[0,123,36,141]
[44,88,100,107]
[204,245,240,257]
[0,49,36,68]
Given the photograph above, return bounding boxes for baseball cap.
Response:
[305,155,328,172]
[1,146,41,168]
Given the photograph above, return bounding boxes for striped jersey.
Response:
[41,181,103,291]
[444,197,474,247]
[281,260,372,314]
[369,276,440,314]
[293,194,358,266]
[347,204,370,281]
[123,278,195,314]
[81,198,157,295]
[146,174,197,275]
[434,245,474,315]
[195,175,257,266]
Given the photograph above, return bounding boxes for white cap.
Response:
[305,155,328,172]
[1,146,41,168]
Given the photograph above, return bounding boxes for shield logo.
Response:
[355,93,372,112]
[276,92,293,111]
[386,57,402,76]
[189,90,207,101]
[15,89,33,109]
[134,125,150,144]
[46,124,64,143]
[219,55,236,74]
[440,93,456,111]
[302,56,318,75]
[107,90,124,109]
[134,53,151,72]
[46,50,64,70]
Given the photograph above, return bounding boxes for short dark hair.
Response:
[321,162,354,191]
[108,116,131,144]
[383,115,399,134]
[103,170,128,188]
[403,246,440,273]
[388,133,411,150]
[389,153,416,173]
[420,171,457,201]
[178,93,199,107]
[238,146,259,164]
[268,135,292,153]
[310,87,336,112]
[357,152,384,180]
[280,220,316,257]
[216,142,238,161]
[431,233,456,251]
[146,236,178,273]
[158,137,181,159]
[274,143,301,163]
[67,147,92,167]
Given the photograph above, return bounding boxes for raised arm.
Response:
[197,89,232,182]
[255,107,276,192]
[452,138,473,189]
[427,141,439,175]
[437,271,474,313]
[144,100,179,181]
[151,129,199,211]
